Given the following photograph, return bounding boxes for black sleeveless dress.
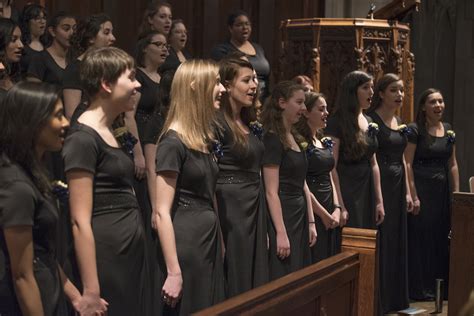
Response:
[215,119,268,297]
[155,131,225,315]
[368,112,409,312]
[325,115,379,229]
[263,132,310,280]
[305,140,340,263]
[407,122,453,300]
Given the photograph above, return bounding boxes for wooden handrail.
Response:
[194,252,360,315]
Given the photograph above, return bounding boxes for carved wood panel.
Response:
[280,19,414,122]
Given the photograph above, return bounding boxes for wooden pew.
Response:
[448,192,474,316]
[195,228,378,316]
[341,228,379,316]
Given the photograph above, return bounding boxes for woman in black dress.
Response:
[160,19,191,74]
[262,81,317,280]
[367,73,411,312]
[62,47,151,315]
[0,18,23,90]
[325,70,385,229]
[140,1,172,35]
[26,12,76,85]
[19,3,46,75]
[295,92,341,263]
[63,14,116,120]
[216,57,268,296]
[153,59,226,315]
[211,10,270,100]
[0,82,84,316]
[405,88,459,300]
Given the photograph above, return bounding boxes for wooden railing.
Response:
[448,192,474,316]
[195,228,378,316]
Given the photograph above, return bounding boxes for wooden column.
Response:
[341,227,379,316]
[448,193,474,316]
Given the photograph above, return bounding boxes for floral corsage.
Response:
[249,121,264,140]
[447,130,456,144]
[397,124,411,136]
[211,139,224,159]
[51,180,68,201]
[321,136,334,152]
[113,126,138,157]
[367,122,379,137]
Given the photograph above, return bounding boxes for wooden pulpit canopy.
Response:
[374,0,421,20]
[279,18,414,123]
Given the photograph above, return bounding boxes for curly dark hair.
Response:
[69,13,111,60]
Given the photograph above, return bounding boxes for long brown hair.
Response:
[332,70,372,161]
[261,81,305,149]
[295,92,325,143]
[368,73,401,112]
[415,88,441,130]
[218,57,257,152]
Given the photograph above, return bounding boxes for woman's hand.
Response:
[340,206,349,227]
[412,197,421,215]
[309,223,317,247]
[276,231,290,259]
[319,208,338,230]
[332,208,341,229]
[75,292,108,316]
[134,153,146,180]
[406,194,414,213]
[375,203,385,226]
[162,273,183,309]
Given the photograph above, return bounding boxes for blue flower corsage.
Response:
[321,136,334,152]
[447,130,456,144]
[51,180,68,201]
[305,143,317,158]
[211,139,224,159]
[114,126,138,157]
[397,124,411,136]
[367,122,379,137]
[249,121,264,140]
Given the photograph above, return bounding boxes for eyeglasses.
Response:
[33,15,47,22]
[149,41,169,50]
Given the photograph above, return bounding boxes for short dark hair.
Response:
[227,10,250,27]
[80,46,135,97]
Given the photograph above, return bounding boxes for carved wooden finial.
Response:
[367,3,376,19]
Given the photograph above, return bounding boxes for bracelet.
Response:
[309,221,315,224]
[334,204,342,210]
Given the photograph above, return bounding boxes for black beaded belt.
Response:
[93,191,138,211]
[217,170,260,184]
[306,174,330,184]
[377,155,403,165]
[278,183,304,195]
[414,158,447,166]
[177,192,213,208]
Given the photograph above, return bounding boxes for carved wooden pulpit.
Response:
[279,18,415,123]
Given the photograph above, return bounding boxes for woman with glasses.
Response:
[19,3,46,75]
[211,10,270,101]
[160,19,191,74]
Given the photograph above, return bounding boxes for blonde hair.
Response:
[161,59,220,151]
